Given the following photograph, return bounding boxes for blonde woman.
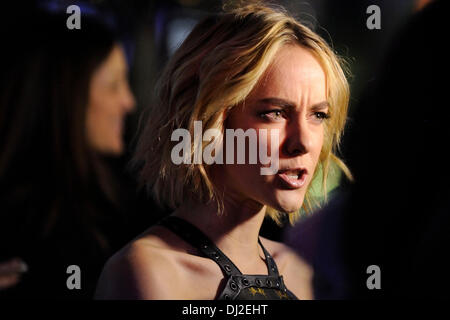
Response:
[95,3,351,300]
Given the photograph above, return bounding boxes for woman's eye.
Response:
[312,111,330,122]
[260,109,286,121]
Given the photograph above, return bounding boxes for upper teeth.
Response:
[287,174,298,179]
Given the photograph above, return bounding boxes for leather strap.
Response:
[158,216,241,277]
[157,216,281,278]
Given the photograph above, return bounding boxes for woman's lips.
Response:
[113,117,124,136]
[276,168,308,189]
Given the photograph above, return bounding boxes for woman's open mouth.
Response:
[276,167,308,189]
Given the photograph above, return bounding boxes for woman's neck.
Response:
[173,197,268,267]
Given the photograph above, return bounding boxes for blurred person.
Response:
[0,9,143,298]
[95,3,352,300]
[285,0,449,299]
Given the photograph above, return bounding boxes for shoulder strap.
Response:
[158,216,243,277]
[158,216,282,278]
[258,237,280,277]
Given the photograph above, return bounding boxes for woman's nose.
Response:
[121,83,136,113]
[283,119,313,157]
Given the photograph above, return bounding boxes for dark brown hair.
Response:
[0,10,120,254]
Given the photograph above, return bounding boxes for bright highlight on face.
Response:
[217,44,328,213]
[86,45,136,155]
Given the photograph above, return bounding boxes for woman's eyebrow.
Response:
[258,98,329,110]
[310,101,330,110]
[258,97,296,109]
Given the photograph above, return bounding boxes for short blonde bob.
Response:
[133,2,352,225]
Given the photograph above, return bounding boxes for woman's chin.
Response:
[270,190,305,213]
[270,196,304,214]
[93,139,124,156]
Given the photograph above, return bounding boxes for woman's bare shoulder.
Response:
[259,236,309,265]
[259,236,314,299]
[95,226,190,300]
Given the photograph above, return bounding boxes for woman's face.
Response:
[86,45,135,155]
[218,44,327,213]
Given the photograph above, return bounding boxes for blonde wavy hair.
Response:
[133,2,352,225]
